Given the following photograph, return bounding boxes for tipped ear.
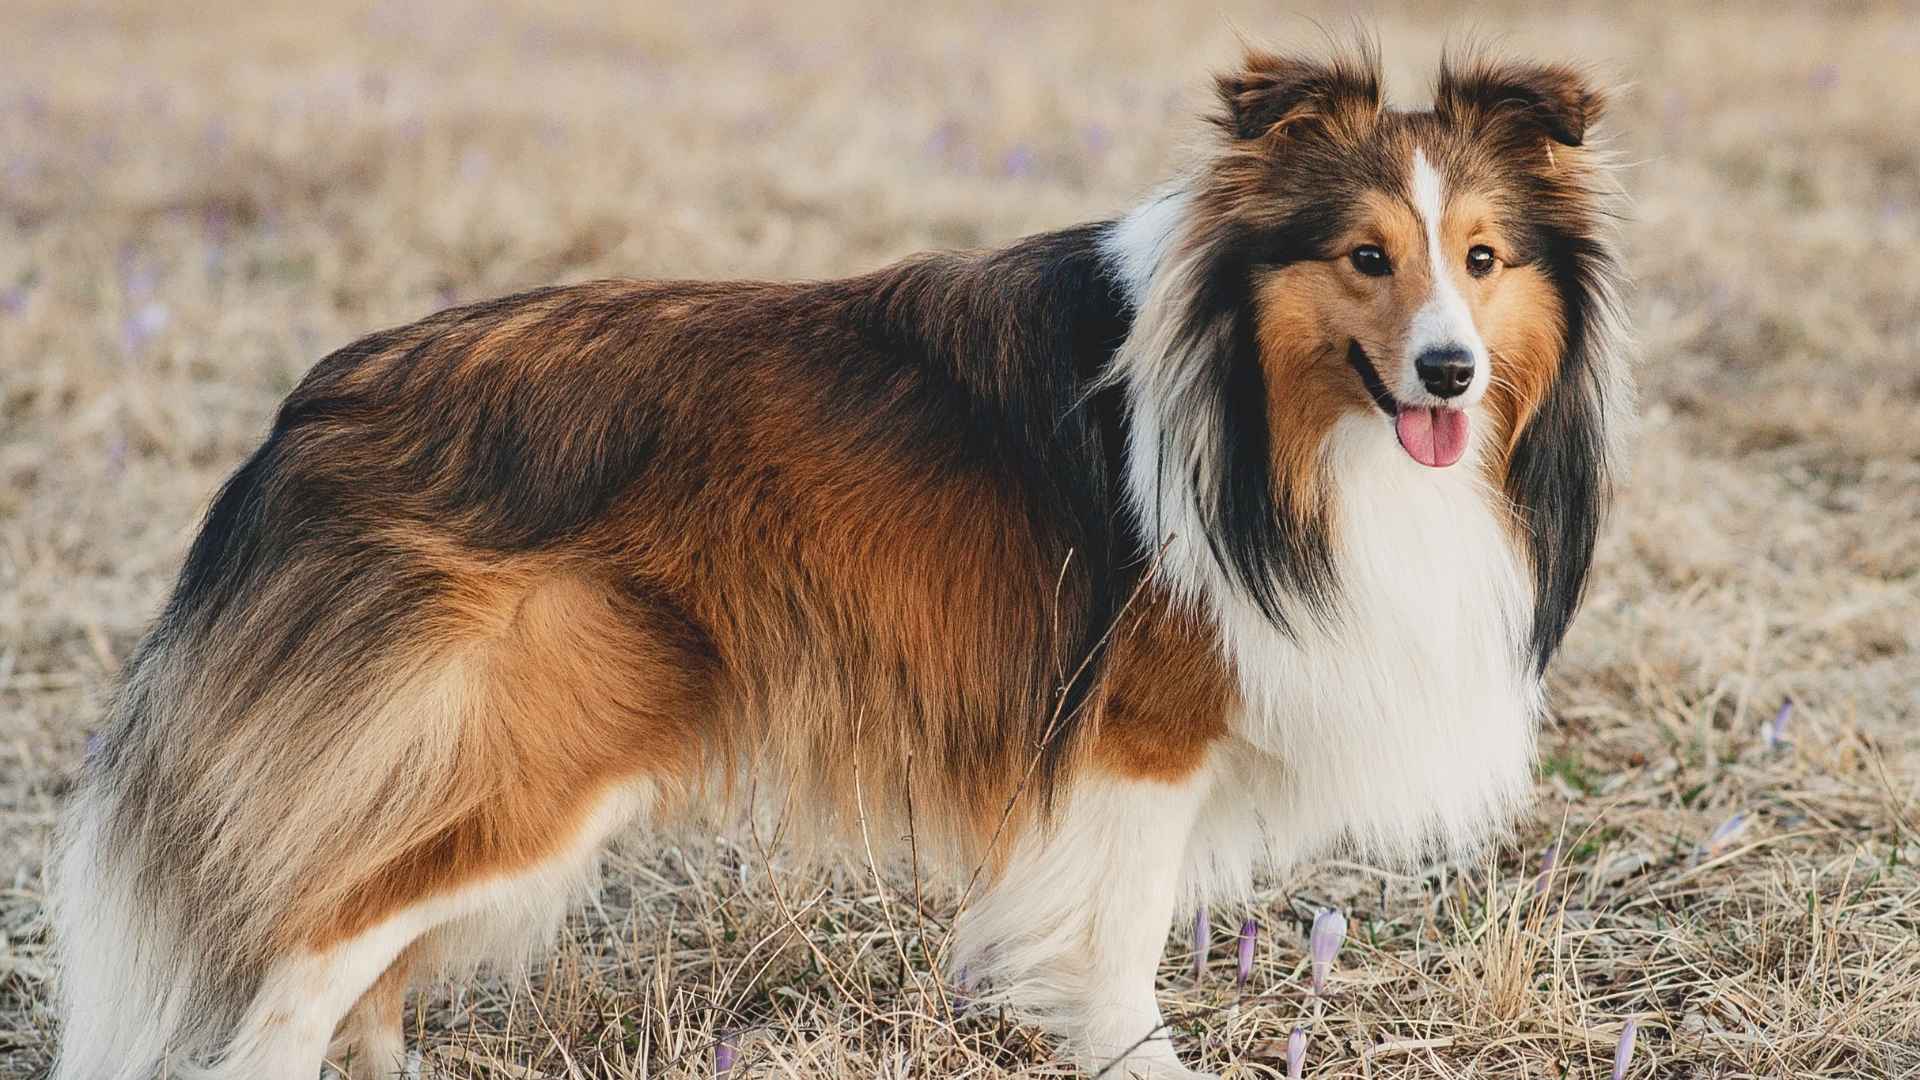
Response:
[1436,58,1604,148]
[1214,48,1381,141]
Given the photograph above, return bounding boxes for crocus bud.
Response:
[1286,1026,1307,1079]
[1611,1017,1637,1080]
[1309,908,1346,995]
[1695,812,1749,864]
[1236,918,1257,986]
[1534,843,1558,896]
[1193,908,1210,980]
[1765,698,1793,751]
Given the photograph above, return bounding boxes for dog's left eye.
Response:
[1349,245,1391,277]
[1466,245,1497,277]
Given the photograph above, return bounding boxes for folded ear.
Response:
[1436,57,1604,148]
[1214,48,1381,141]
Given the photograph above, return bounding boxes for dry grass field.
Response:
[4,1,1919,1076]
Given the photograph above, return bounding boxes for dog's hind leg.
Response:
[201,907,434,1080]
[328,939,425,1080]
[207,783,650,1080]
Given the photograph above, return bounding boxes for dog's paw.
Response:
[1103,1064,1219,1080]
[1088,1051,1220,1080]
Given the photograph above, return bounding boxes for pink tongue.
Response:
[1394,407,1470,468]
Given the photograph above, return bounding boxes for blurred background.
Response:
[2,1,1917,1076]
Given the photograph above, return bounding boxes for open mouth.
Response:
[1346,341,1469,469]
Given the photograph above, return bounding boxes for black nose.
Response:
[1415,347,1475,398]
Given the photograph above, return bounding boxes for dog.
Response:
[51,43,1628,1079]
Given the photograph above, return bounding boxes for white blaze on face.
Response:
[1404,149,1488,405]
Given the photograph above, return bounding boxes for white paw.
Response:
[1090,1059,1218,1080]
[1084,1045,1219,1080]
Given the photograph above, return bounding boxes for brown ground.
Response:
[2,1,1917,1076]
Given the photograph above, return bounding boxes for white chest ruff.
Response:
[1165,418,1542,896]
[1104,195,1547,888]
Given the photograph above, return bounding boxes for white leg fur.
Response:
[953,770,1217,1079]
[208,929,401,1080]
[160,789,647,1080]
[329,1020,408,1080]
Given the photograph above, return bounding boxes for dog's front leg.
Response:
[953,767,1218,1079]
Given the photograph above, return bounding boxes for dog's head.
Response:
[1210,46,1607,472]
[1116,43,1628,656]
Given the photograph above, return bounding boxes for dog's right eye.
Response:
[1349,245,1391,277]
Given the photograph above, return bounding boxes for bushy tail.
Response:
[44,428,510,1077]
[50,782,194,1080]
[49,607,489,1078]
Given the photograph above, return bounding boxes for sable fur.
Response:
[63,231,1141,1064]
[51,42,1629,1080]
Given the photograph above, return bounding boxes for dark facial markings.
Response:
[1345,341,1397,415]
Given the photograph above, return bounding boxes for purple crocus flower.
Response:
[1235,917,1257,986]
[1696,812,1749,864]
[1309,908,1346,995]
[715,1031,737,1075]
[1192,908,1210,980]
[121,301,169,355]
[1534,843,1558,896]
[1612,1017,1638,1080]
[924,118,960,159]
[1286,1025,1307,1079]
[1765,698,1793,751]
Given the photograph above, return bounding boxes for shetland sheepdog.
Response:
[52,44,1629,1080]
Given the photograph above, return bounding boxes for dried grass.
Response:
[2,1,1917,1076]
